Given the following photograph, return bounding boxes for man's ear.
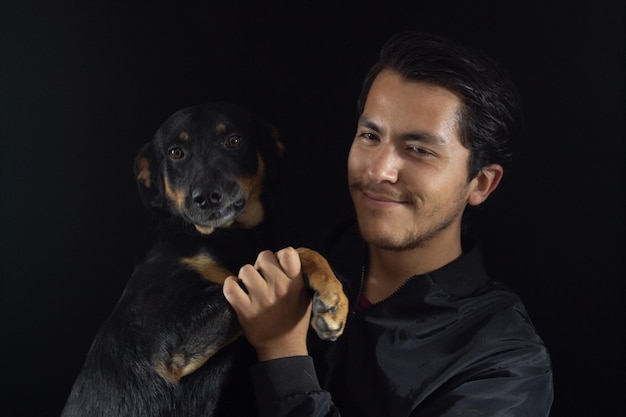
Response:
[133,142,164,209]
[468,163,504,206]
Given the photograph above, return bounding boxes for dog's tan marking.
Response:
[179,131,189,141]
[154,331,242,384]
[136,157,151,188]
[180,253,232,285]
[235,154,265,229]
[297,247,349,340]
[163,176,185,211]
[194,225,215,235]
[216,122,226,133]
[270,127,286,159]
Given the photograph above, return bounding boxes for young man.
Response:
[223,31,553,416]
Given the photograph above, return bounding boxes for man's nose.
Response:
[367,143,400,183]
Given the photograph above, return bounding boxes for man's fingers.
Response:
[223,247,305,319]
[275,247,302,279]
[237,263,268,294]
[253,250,282,286]
[222,275,251,313]
[253,250,278,271]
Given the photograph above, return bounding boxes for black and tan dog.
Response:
[60,102,348,417]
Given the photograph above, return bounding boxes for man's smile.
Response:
[351,182,413,207]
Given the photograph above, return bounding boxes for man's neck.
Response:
[364,232,463,303]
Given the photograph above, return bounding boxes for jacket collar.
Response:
[427,239,490,297]
[325,220,490,299]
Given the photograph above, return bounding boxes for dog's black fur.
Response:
[60,102,347,417]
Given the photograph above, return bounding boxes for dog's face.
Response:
[134,102,283,234]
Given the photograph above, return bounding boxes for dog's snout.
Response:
[192,188,223,209]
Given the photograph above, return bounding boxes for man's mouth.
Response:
[352,182,411,205]
[362,189,403,204]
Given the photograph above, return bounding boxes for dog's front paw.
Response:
[310,288,348,341]
[296,247,349,341]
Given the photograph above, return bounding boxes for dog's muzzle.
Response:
[185,186,248,229]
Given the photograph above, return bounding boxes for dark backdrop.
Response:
[1,1,623,416]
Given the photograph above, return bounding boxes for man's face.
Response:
[348,70,475,251]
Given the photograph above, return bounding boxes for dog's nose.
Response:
[192,188,222,209]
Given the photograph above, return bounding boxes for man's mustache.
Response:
[349,181,414,204]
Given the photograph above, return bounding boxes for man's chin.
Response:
[357,222,424,252]
[358,224,398,250]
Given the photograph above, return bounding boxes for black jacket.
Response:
[251,223,553,416]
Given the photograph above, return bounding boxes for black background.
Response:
[1,1,623,416]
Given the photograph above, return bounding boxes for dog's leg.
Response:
[180,253,232,285]
[297,247,349,341]
[153,326,242,384]
[147,254,241,384]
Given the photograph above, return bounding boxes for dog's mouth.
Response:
[186,197,247,233]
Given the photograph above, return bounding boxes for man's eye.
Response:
[408,146,434,157]
[360,132,379,141]
[225,135,243,149]
[168,147,185,159]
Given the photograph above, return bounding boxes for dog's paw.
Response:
[296,247,349,341]
[310,288,348,341]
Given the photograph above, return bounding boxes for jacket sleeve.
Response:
[412,350,553,417]
[250,356,341,417]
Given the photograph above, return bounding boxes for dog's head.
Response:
[134,102,284,234]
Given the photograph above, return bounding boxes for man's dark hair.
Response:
[357,31,522,179]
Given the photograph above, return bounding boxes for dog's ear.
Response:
[133,142,163,209]
[257,119,287,187]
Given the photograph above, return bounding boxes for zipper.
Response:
[351,260,419,318]
[346,263,366,323]
[373,275,418,306]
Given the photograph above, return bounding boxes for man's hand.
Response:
[223,247,312,362]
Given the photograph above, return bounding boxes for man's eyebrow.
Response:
[358,116,447,145]
[401,131,447,146]
[357,116,381,133]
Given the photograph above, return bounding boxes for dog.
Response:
[60,102,349,417]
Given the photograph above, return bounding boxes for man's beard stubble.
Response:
[350,180,468,252]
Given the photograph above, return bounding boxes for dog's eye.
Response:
[225,135,243,149]
[168,147,185,159]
